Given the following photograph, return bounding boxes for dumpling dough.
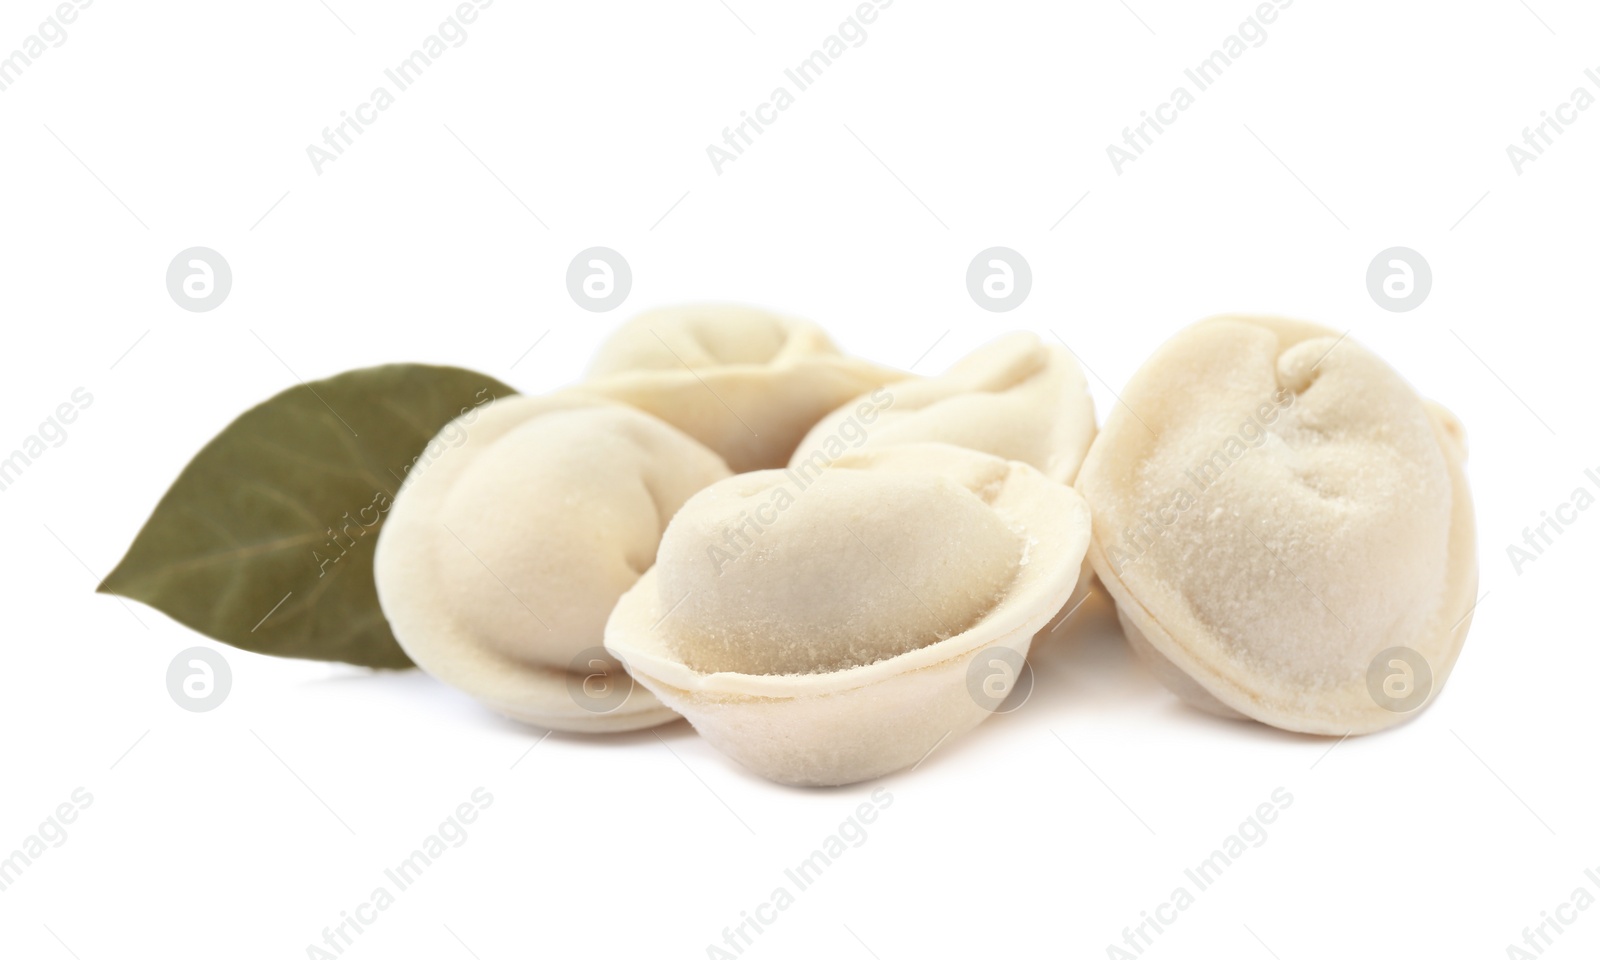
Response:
[374,393,731,732]
[792,331,1097,483]
[606,443,1093,786]
[577,304,906,472]
[657,468,1024,676]
[1075,316,1477,735]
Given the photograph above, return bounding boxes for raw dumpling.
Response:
[374,393,731,732]
[577,304,906,472]
[791,331,1097,483]
[605,442,1093,785]
[1075,316,1477,735]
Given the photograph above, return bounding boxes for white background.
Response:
[2,1,1597,957]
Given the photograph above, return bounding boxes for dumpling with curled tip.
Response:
[1074,316,1477,735]
[604,443,1093,786]
[791,331,1097,483]
[374,393,731,733]
[576,304,907,472]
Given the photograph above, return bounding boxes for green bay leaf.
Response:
[100,364,517,668]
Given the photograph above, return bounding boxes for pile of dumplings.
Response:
[374,308,1477,786]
